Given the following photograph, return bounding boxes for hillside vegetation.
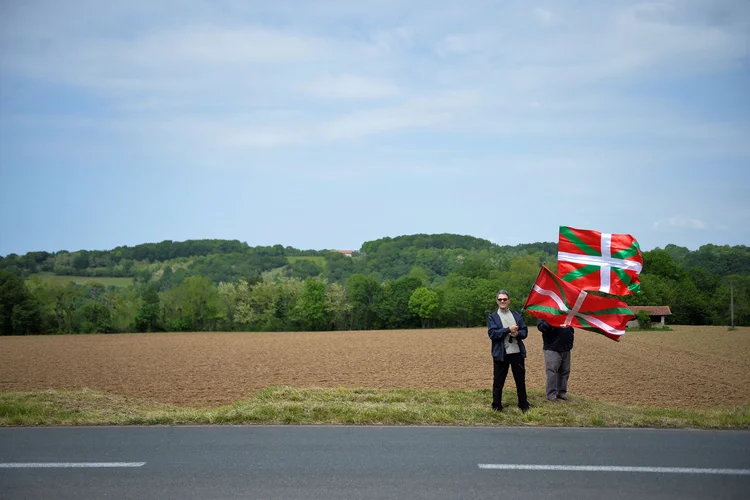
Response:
[1,234,748,334]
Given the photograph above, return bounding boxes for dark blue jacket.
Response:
[537,320,574,352]
[487,310,528,361]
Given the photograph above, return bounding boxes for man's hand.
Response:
[509,324,519,336]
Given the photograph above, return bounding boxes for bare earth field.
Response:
[1,326,748,410]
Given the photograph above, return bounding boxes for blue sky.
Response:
[1,0,749,257]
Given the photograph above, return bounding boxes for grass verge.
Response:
[1,387,748,428]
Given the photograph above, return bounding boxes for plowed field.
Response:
[1,326,748,409]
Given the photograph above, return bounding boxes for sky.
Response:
[1,0,749,257]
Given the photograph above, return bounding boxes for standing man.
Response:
[487,290,530,413]
[537,320,575,402]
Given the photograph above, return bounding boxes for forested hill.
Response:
[0,234,560,283]
[0,235,748,282]
[1,234,749,335]
[362,233,499,253]
[661,243,750,277]
[362,233,556,255]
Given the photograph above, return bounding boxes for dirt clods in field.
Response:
[1,326,748,410]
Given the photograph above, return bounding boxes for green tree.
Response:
[455,256,494,279]
[236,280,276,329]
[374,276,422,329]
[162,276,219,331]
[235,277,303,331]
[636,311,652,329]
[407,266,431,286]
[346,274,382,330]
[721,276,750,326]
[438,275,475,327]
[110,287,139,333]
[53,283,82,333]
[272,277,304,330]
[158,266,174,291]
[81,302,114,333]
[643,249,685,281]
[326,282,352,330]
[408,287,439,328]
[437,275,500,328]
[508,254,542,300]
[291,278,330,331]
[135,284,162,332]
[217,281,239,330]
[25,275,59,333]
[72,251,90,271]
[288,259,323,279]
[133,268,153,286]
[0,271,42,335]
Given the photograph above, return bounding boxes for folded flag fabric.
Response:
[523,265,635,341]
[557,225,643,296]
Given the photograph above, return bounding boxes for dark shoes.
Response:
[492,404,530,413]
[548,394,569,402]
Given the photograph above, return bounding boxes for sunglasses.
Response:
[497,298,509,302]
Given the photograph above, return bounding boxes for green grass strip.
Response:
[1,387,747,429]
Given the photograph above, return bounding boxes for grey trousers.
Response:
[544,349,571,400]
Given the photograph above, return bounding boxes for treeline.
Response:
[0,239,325,282]
[2,234,748,283]
[0,234,748,335]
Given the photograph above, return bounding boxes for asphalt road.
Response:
[1,426,749,499]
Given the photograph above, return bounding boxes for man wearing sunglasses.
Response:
[487,290,530,413]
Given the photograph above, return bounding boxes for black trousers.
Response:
[493,353,529,410]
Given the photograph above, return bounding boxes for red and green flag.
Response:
[557,226,643,296]
[523,265,635,341]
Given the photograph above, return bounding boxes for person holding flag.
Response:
[487,289,531,413]
[523,265,634,342]
[537,319,574,402]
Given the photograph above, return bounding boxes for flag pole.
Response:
[730,280,734,329]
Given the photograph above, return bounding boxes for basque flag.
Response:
[523,266,635,341]
[557,226,643,296]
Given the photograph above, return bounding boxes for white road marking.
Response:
[0,462,146,468]
[478,464,750,475]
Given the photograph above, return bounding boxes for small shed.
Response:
[627,306,673,328]
[332,250,354,257]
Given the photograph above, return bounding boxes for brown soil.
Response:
[1,326,748,410]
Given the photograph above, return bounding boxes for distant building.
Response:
[332,250,354,257]
[627,306,673,329]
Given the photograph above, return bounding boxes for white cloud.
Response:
[304,74,400,100]
[653,217,708,230]
[317,90,478,140]
[216,91,477,146]
[2,24,332,92]
[370,27,416,54]
[1,0,748,161]
[125,25,330,65]
[436,32,493,55]
[533,7,555,26]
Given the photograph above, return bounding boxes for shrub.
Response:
[636,311,653,329]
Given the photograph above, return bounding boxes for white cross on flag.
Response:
[557,226,643,296]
